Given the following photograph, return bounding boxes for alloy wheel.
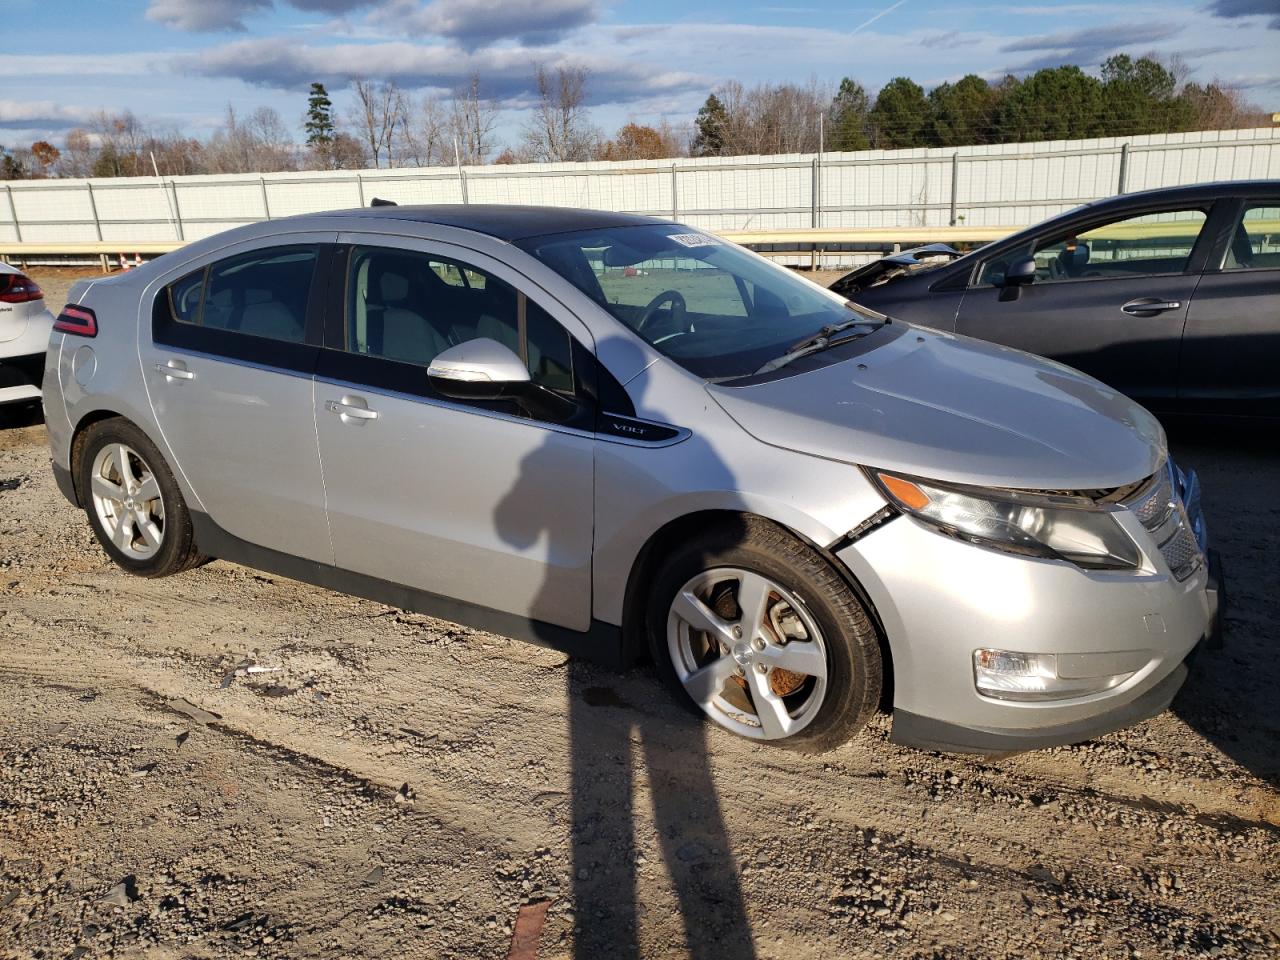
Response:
[666,567,829,740]
[89,442,166,560]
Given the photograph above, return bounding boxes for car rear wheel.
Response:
[647,517,882,751]
[78,419,207,577]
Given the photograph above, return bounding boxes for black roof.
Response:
[1081,179,1279,213]
[316,204,664,241]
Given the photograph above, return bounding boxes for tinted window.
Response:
[345,246,574,394]
[1224,203,1280,270]
[198,246,318,343]
[977,209,1208,286]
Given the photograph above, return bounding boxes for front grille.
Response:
[1124,461,1203,581]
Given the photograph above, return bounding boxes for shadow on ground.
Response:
[1167,419,1280,787]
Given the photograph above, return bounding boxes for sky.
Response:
[1,0,1278,153]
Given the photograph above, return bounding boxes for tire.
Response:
[647,516,882,752]
[77,418,207,578]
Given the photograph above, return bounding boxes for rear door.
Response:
[141,239,334,563]
[1178,197,1280,417]
[955,206,1213,407]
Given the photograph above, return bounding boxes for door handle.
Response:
[1121,298,1182,316]
[325,397,379,423]
[155,360,195,381]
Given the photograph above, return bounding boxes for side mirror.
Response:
[998,255,1037,302]
[1005,256,1037,286]
[427,337,530,401]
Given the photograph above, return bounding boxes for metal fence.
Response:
[2,127,1277,248]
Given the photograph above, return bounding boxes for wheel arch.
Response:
[619,509,894,708]
[66,408,171,509]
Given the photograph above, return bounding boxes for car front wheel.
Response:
[647,517,882,752]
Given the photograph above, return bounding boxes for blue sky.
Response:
[2,0,1278,153]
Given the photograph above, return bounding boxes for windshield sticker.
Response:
[667,233,721,248]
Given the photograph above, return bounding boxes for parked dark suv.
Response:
[832,181,1280,418]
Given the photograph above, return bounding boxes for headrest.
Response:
[379,271,409,302]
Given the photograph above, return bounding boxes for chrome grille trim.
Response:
[1123,459,1203,581]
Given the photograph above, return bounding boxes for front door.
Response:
[313,239,596,632]
[141,241,333,563]
[955,207,1211,407]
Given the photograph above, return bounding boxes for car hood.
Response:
[828,243,964,298]
[708,325,1166,491]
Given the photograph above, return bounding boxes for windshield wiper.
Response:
[753,315,885,376]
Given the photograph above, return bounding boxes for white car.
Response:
[0,262,54,407]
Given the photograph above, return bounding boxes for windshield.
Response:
[516,224,880,380]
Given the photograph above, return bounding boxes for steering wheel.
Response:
[637,290,687,332]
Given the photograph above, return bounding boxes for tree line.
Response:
[0,56,1267,180]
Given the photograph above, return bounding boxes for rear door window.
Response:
[201,247,317,343]
[152,244,323,373]
[1223,203,1280,270]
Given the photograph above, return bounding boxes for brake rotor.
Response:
[769,667,807,697]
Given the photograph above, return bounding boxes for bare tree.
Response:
[397,93,448,167]
[446,75,499,166]
[712,79,829,156]
[59,129,96,177]
[352,79,405,169]
[521,64,598,162]
[205,105,296,174]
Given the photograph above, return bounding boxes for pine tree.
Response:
[692,93,728,157]
[829,78,870,151]
[305,82,335,147]
[868,77,932,149]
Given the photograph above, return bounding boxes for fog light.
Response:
[973,649,1133,702]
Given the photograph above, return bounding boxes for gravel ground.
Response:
[0,271,1277,959]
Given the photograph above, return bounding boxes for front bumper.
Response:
[836,501,1215,754]
[891,660,1189,753]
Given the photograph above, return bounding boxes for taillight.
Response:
[54,304,98,337]
[0,272,43,304]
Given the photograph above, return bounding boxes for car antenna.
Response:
[369,197,397,207]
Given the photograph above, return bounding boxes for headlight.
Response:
[865,468,1140,570]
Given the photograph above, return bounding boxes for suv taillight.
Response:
[53,304,98,337]
[0,273,43,304]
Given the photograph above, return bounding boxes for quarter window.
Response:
[1223,203,1280,270]
[977,209,1208,286]
[344,246,575,395]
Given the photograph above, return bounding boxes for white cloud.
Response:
[0,99,97,130]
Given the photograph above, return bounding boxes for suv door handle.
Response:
[155,360,195,381]
[1121,298,1182,316]
[325,397,379,423]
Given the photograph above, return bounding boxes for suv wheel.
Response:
[78,419,207,577]
[647,517,882,752]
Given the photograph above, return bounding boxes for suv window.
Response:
[345,246,574,395]
[196,247,316,343]
[1224,203,1280,270]
[976,209,1208,286]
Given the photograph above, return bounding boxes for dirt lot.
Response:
[1,271,1277,959]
